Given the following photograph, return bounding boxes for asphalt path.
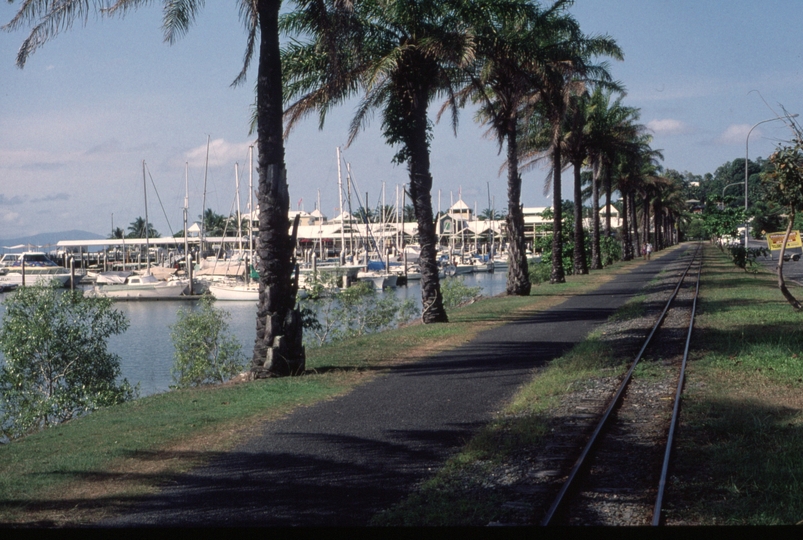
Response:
[105,245,693,527]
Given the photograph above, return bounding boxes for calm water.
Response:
[0,272,509,397]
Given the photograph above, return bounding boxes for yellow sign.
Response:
[766,230,803,250]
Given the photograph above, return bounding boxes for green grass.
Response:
[665,244,803,525]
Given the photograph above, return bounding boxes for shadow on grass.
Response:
[3,423,490,527]
[669,396,803,525]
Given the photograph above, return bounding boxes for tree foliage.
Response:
[299,274,419,347]
[0,285,135,441]
[170,296,247,387]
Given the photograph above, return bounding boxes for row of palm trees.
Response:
[6,0,687,377]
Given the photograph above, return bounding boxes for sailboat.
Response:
[356,182,397,289]
[208,147,260,301]
[91,161,189,299]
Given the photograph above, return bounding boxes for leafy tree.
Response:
[170,296,247,387]
[4,0,308,376]
[0,285,135,440]
[299,276,419,346]
[479,208,504,221]
[201,209,229,237]
[109,227,125,240]
[761,143,803,309]
[127,216,160,239]
[440,276,482,309]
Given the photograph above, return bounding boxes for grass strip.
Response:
[666,244,803,525]
[0,257,642,525]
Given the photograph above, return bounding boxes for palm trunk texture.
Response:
[409,89,448,323]
[252,0,305,377]
[550,134,565,284]
[573,163,588,275]
[505,121,531,296]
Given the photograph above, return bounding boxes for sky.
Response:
[1,0,802,240]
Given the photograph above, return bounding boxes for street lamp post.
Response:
[745,114,800,247]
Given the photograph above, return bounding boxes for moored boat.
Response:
[0,252,71,287]
[88,273,188,299]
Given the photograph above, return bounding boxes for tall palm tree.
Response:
[6,0,305,376]
[282,0,476,323]
[457,0,565,295]
[584,89,641,269]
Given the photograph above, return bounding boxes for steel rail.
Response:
[541,243,702,526]
[652,248,703,525]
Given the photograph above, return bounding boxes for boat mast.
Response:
[337,147,345,261]
[200,135,210,257]
[184,162,189,266]
[143,159,150,275]
[235,162,243,253]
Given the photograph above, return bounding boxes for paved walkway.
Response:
[106,246,692,526]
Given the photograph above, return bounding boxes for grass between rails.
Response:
[373,243,803,526]
[0,257,640,526]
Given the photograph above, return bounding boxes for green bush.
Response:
[440,276,481,309]
[600,235,622,266]
[170,296,247,388]
[299,277,419,347]
[0,285,135,441]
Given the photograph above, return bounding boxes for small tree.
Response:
[299,280,419,346]
[0,285,135,441]
[761,143,803,309]
[170,296,247,387]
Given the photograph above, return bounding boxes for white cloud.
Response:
[717,124,753,145]
[647,119,690,136]
[183,139,252,168]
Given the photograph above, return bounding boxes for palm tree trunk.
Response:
[621,188,632,260]
[630,192,640,257]
[409,89,448,322]
[252,0,305,377]
[573,162,588,275]
[551,129,565,284]
[505,117,531,296]
[604,172,612,237]
[590,164,602,270]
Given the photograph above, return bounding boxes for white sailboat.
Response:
[208,147,260,301]
[91,160,189,299]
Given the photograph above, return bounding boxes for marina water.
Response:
[0,272,509,397]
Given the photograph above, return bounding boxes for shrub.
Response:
[0,285,135,441]
[170,296,247,388]
[299,278,419,346]
[440,276,482,309]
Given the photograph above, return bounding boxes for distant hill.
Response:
[0,230,105,250]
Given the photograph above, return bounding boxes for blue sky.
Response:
[1,0,802,240]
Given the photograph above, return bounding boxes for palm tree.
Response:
[5,0,305,376]
[584,89,641,269]
[126,216,160,239]
[459,0,619,289]
[282,0,476,323]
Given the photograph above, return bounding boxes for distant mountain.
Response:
[0,230,105,249]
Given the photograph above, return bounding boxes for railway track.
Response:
[539,243,703,526]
